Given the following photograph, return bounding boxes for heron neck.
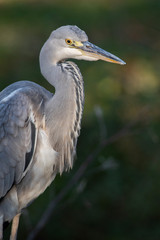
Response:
[44,61,84,173]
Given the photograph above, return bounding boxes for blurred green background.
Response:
[1,0,160,239]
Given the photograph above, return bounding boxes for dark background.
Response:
[2,0,160,239]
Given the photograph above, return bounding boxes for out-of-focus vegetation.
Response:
[2,0,160,239]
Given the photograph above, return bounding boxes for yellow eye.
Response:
[65,39,73,45]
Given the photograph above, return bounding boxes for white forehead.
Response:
[50,25,88,42]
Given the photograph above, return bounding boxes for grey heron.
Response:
[0,25,125,239]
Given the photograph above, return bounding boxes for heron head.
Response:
[47,25,125,65]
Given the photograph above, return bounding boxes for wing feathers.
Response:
[0,87,44,198]
[24,122,36,171]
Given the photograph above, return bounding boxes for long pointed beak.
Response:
[78,41,126,65]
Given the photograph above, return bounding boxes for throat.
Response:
[45,61,84,174]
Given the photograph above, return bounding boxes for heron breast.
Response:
[17,129,58,209]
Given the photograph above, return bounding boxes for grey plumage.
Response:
[0,25,125,239]
[0,82,51,198]
[50,25,88,42]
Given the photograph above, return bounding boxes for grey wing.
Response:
[0,91,42,198]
